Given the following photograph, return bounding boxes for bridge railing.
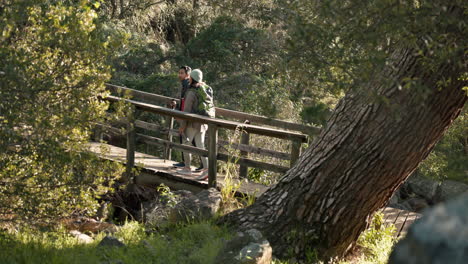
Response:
[97,84,321,187]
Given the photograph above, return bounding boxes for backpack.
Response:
[189,84,215,118]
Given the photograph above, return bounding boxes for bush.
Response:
[0,0,124,225]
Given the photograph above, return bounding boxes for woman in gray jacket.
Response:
[177,69,209,180]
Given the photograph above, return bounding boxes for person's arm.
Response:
[179,90,195,133]
[180,79,190,99]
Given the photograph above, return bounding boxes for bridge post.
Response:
[94,125,103,142]
[165,100,176,160]
[125,116,136,183]
[208,124,218,187]
[239,121,250,178]
[290,139,302,167]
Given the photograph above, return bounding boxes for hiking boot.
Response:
[177,167,192,176]
[173,162,185,168]
[195,169,208,181]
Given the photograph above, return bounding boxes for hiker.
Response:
[177,65,191,111]
[177,69,215,181]
[172,66,203,171]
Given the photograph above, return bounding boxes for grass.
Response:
[0,213,397,264]
[0,221,231,264]
[340,213,397,264]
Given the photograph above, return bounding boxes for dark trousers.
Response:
[180,135,201,164]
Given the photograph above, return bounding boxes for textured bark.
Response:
[221,47,467,260]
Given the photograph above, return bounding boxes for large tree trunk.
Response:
[221,47,466,261]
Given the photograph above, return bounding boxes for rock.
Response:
[169,188,222,223]
[62,217,118,234]
[405,173,439,202]
[69,230,93,244]
[388,194,468,264]
[215,229,273,264]
[390,203,412,211]
[143,190,194,225]
[388,190,401,206]
[402,197,429,212]
[98,236,125,248]
[434,180,468,203]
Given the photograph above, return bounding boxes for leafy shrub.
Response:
[0,0,124,225]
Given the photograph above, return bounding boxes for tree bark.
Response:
[220,47,467,261]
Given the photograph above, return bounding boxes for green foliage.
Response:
[300,102,332,127]
[156,184,178,208]
[353,213,396,264]
[282,0,467,99]
[419,107,468,183]
[0,0,124,225]
[0,221,231,264]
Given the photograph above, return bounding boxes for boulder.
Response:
[215,229,272,264]
[405,173,439,202]
[402,197,429,212]
[98,236,126,248]
[388,194,468,264]
[143,190,194,225]
[388,190,400,206]
[434,180,468,203]
[62,217,118,234]
[69,230,93,244]
[169,188,222,223]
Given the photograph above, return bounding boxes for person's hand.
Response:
[178,126,186,135]
[168,100,177,109]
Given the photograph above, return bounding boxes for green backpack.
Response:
[189,84,215,118]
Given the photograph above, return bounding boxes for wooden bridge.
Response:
[94,84,319,188]
[89,83,421,238]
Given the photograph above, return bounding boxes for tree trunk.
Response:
[221,47,467,261]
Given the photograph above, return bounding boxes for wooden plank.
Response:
[137,133,289,173]
[101,118,297,162]
[290,139,302,167]
[393,211,409,237]
[135,120,167,134]
[100,121,291,160]
[105,95,308,142]
[87,142,266,198]
[95,124,125,136]
[239,130,250,178]
[107,83,321,135]
[208,124,218,188]
[107,83,175,106]
[217,153,289,173]
[383,207,401,226]
[136,169,267,198]
[216,108,321,135]
[218,140,291,160]
[137,134,209,157]
[398,212,420,238]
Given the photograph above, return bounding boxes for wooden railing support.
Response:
[94,126,103,142]
[290,139,302,168]
[125,115,136,183]
[208,124,218,187]
[239,122,250,178]
[165,100,176,160]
